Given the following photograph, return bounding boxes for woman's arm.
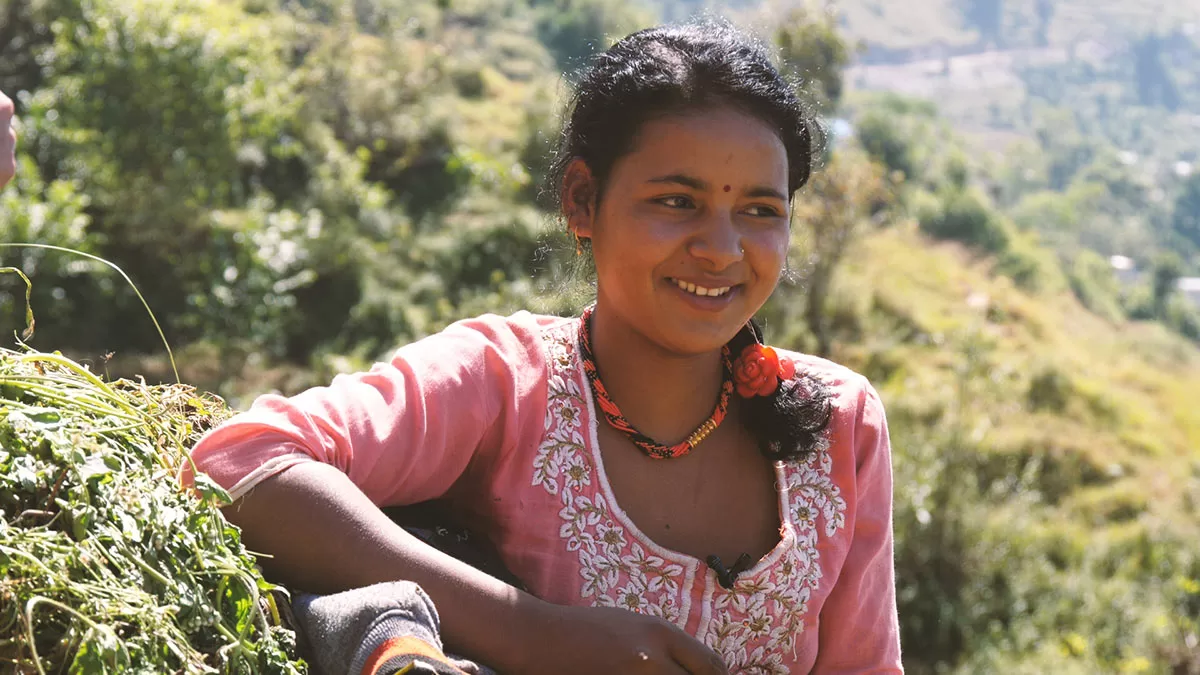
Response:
[810,378,904,674]
[190,315,729,674]
[224,460,547,673]
[227,460,730,675]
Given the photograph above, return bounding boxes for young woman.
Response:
[186,20,903,675]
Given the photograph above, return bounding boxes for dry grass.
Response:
[836,224,1200,529]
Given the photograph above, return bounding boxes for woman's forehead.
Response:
[617,107,788,186]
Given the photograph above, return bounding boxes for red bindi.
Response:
[723,184,731,192]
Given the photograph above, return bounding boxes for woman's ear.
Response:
[562,158,598,239]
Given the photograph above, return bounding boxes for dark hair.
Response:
[727,322,834,463]
[548,20,820,205]
[550,20,833,463]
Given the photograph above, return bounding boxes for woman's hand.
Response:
[520,603,729,675]
[0,89,15,189]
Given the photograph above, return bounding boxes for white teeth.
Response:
[673,278,731,297]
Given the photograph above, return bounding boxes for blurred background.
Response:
[1,0,1198,671]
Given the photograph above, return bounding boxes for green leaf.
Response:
[78,454,113,484]
[219,575,255,636]
[118,511,141,543]
[0,267,35,341]
[24,408,63,428]
[69,626,129,674]
[192,473,232,506]
[11,455,39,491]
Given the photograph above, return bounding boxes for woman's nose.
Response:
[687,213,743,269]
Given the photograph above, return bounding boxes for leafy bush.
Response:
[0,155,97,348]
[1027,366,1072,412]
[530,0,647,68]
[1163,295,1200,342]
[856,110,920,181]
[1068,250,1125,322]
[918,188,1012,254]
[0,348,304,672]
[995,234,1060,293]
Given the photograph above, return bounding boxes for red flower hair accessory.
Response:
[733,344,796,398]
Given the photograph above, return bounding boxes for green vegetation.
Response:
[0,346,303,672]
[840,0,1200,275]
[825,223,1200,674]
[1,0,1198,673]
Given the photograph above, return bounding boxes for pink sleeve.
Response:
[812,378,904,674]
[182,312,548,507]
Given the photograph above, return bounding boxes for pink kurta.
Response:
[186,312,903,673]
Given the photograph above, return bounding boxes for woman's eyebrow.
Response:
[647,173,708,190]
[745,186,787,201]
[646,174,786,202]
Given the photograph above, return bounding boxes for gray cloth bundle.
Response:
[292,581,496,675]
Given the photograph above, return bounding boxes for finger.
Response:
[661,662,692,675]
[626,647,690,675]
[666,633,728,675]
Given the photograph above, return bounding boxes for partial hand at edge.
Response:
[516,603,729,675]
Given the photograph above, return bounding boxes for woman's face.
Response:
[571,105,791,355]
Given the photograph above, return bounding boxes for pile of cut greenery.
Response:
[0,345,305,673]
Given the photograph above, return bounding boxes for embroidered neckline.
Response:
[577,305,734,459]
[531,319,848,672]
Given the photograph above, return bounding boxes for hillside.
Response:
[827,222,1200,673]
[834,0,1200,56]
[826,0,1200,279]
[841,223,1200,512]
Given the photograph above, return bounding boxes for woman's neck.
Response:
[587,303,726,445]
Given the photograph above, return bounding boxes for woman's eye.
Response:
[655,196,694,209]
[745,205,783,218]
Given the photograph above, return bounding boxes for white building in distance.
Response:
[1109,255,1200,308]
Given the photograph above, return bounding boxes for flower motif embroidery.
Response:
[702,438,846,670]
[534,324,848,673]
[741,604,774,641]
[534,326,687,626]
[561,452,591,492]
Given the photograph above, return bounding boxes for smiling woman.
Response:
[183,19,903,675]
[565,107,792,354]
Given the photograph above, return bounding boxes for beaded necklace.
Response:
[578,306,734,459]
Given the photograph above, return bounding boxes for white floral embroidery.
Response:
[534,326,687,626]
[531,373,587,494]
[703,441,846,671]
[533,324,848,673]
[788,435,847,539]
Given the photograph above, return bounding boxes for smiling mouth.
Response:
[669,278,733,298]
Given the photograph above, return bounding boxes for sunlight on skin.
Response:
[570,106,792,361]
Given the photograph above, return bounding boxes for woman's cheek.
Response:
[749,225,790,271]
[632,212,695,249]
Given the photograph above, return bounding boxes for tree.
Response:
[775,7,854,113]
[529,0,648,69]
[1133,34,1181,111]
[1034,0,1054,47]
[856,111,918,181]
[963,0,1004,47]
[1151,252,1184,318]
[791,151,891,357]
[1172,172,1200,249]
